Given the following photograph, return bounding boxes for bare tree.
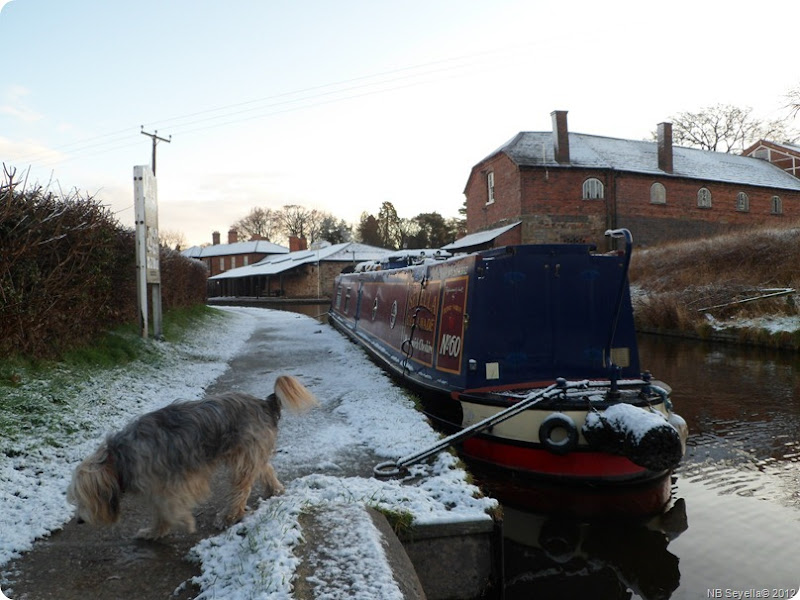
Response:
[159,229,186,251]
[278,204,314,240]
[661,104,796,153]
[786,84,800,118]
[233,207,280,241]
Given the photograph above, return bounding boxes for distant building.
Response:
[181,229,288,276]
[208,241,390,299]
[462,111,800,249]
[742,139,800,179]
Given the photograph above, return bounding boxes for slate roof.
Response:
[441,221,521,251]
[209,241,389,280]
[181,240,289,259]
[491,132,800,192]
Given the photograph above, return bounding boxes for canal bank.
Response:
[1,306,500,600]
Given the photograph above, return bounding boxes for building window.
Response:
[736,192,749,212]
[486,171,495,204]
[697,187,712,208]
[243,256,249,266]
[650,182,666,204]
[771,195,783,215]
[582,178,604,199]
[231,256,237,269]
[219,257,226,271]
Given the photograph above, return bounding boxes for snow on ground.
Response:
[0,307,497,599]
[704,313,800,334]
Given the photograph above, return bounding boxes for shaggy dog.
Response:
[67,375,317,539]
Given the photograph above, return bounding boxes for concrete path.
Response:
[2,310,435,599]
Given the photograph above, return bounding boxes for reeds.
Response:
[629,223,800,346]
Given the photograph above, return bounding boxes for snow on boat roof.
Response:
[209,241,390,280]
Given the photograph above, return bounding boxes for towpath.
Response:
[2,307,495,599]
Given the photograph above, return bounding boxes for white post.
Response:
[133,165,162,338]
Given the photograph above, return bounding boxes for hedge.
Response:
[1,169,207,358]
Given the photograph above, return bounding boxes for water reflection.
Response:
[499,335,800,599]
[504,499,687,600]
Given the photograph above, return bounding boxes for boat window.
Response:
[650,182,666,204]
[736,192,749,212]
[486,171,495,205]
[582,178,604,200]
[335,285,342,310]
[697,187,712,208]
[771,195,783,215]
[344,288,351,314]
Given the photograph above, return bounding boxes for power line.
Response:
[10,45,520,171]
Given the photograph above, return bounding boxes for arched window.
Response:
[736,192,749,212]
[771,196,783,215]
[582,178,604,199]
[650,182,666,204]
[697,187,712,208]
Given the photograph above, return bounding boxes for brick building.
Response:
[208,241,389,299]
[181,229,288,276]
[743,140,800,178]
[463,111,800,249]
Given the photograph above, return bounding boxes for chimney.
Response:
[551,110,570,164]
[657,122,673,173]
[228,228,238,244]
[212,231,220,245]
[289,235,308,252]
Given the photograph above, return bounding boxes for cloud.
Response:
[1,84,43,122]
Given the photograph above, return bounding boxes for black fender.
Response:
[539,413,579,455]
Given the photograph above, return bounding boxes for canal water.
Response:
[501,335,800,600]
[276,306,798,598]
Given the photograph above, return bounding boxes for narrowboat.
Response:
[328,229,687,494]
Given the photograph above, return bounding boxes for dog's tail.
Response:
[274,375,318,413]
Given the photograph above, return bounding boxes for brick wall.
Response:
[466,162,800,249]
[205,252,270,277]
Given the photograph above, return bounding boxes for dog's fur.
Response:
[67,375,317,539]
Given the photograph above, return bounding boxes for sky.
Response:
[2,0,799,248]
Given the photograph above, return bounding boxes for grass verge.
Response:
[0,305,225,449]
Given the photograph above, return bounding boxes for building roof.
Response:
[181,240,289,259]
[491,132,800,192]
[209,241,390,280]
[441,221,521,251]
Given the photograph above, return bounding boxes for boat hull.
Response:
[329,242,685,495]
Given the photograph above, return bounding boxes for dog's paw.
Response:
[135,527,163,540]
[214,513,243,530]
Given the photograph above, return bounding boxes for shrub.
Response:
[1,167,207,358]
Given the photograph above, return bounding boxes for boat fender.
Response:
[538,412,579,455]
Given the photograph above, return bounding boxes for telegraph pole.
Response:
[140,127,171,176]
[136,127,171,340]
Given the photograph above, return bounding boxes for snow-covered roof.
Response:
[181,240,289,259]
[491,132,800,191]
[209,241,390,280]
[441,221,521,251]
